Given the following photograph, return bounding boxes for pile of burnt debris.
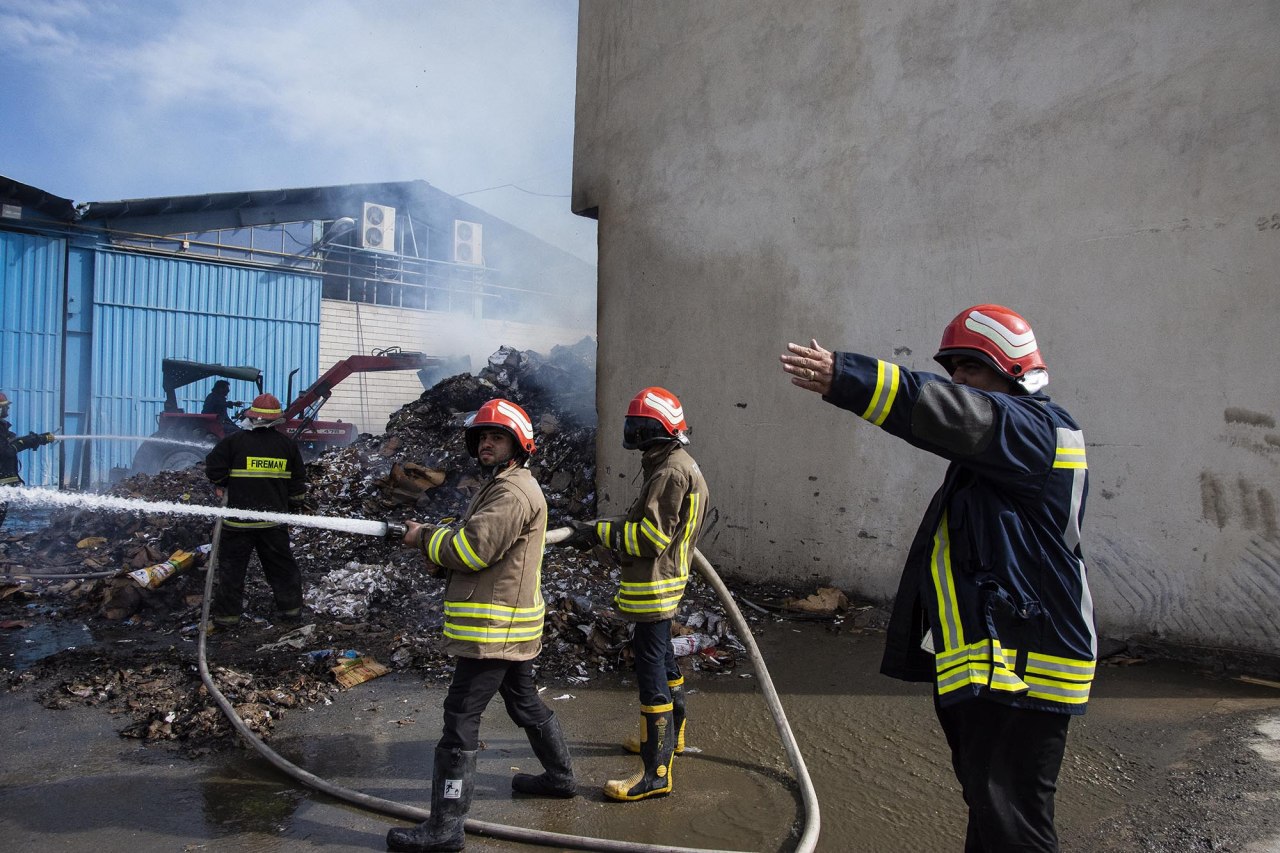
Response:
[0,339,877,755]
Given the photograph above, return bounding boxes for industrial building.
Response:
[0,175,595,488]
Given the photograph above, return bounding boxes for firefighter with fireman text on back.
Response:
[559,386,710,803]
[386,398,575,853]
[782,304,1095,852]
[204,393,310,630]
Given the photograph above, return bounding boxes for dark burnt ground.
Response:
[1,340,864,757]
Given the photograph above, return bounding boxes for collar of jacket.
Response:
[640,440,681,474]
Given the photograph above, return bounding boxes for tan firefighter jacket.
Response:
[418,463,547,660]
[593,442,709,622]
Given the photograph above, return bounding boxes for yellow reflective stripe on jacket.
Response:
[1053,428,1087,469]
[935,641,1096,704]
[1024,650,1095,705]
[860,359,901,426]
[451,529,487,571]
[427,527,449,564]
[622,520,642,556]
[676,492,699,575]
[936,639,1028,696]
[615,576,688,614]
[0,476,19,485]
[230,468,293,479]
[930,511,964,651]
[443,600,545,643]
[640,517,671,549]
[595,520,613,546]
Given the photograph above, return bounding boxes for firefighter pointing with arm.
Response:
[559,386,710,803]
[204,393,309,630]
[0,391,56,532]
[386,398,575,853]
[782,305,1095,853]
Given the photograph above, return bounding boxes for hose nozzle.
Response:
[383,522,407,541]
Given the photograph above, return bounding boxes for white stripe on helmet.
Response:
[495,400,534,440]
[965,309,1039,359]
[644,392,684,427]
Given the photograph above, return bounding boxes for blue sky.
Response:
[0,0,596,264]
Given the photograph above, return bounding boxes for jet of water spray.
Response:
[53,434,211,450]
[3,486,392,538]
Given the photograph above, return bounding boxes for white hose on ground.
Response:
[197,525,820,853]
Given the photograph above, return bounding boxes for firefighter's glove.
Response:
[230,401,245,408]
[24,432,54,448]
[559,519,597,551]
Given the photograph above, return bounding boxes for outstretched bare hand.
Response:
[781,339,834,395]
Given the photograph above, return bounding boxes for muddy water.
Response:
[3,622,1280,852]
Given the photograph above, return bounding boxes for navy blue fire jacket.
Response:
[824,352,1096,715]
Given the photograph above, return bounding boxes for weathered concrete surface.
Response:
[572,2,1280,654]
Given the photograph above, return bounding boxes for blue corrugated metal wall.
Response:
[91,251,320,481]
[0,230,65,487]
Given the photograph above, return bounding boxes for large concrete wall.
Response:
[573,1,1280,653]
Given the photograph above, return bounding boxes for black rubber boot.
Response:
[512,714,576,797]
[623,676,686,755]
[604,705,676,801]
[386,747,476,852]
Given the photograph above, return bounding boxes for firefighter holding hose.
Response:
[386,398,575,853]
[559,386,710,802]
[0,391,56,531]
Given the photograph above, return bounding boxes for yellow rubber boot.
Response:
[605,704,676,802]
[623,677,685,754]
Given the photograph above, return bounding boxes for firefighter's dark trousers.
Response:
[632,619,679,707]
[936,695,1071,853]
[212,524,302,622]
[438,657,553,751]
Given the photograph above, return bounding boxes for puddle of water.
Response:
[0,616,95,671]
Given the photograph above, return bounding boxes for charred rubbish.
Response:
[0,339,861,755]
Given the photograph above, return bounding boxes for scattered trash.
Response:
[782,586,849,617]
[128,549,196,589]
[331,655,391,689]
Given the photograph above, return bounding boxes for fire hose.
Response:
[197,522,821,853]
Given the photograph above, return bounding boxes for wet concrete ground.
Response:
[3,620,1280,852]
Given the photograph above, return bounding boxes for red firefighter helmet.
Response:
[624,387,688,449]
[245,393,284,424]
[465,398,536,457]
[0,391,9,418]
[934,304,1049,390]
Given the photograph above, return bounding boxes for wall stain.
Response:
[1201,471,1279,539]
[1201,472,1228,529]
[1224,407,1276,428]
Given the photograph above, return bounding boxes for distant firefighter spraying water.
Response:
[0,391,57,532]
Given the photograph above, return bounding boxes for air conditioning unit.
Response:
[453,220,483,265]
[361,203,396,251]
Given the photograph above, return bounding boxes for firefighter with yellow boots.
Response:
[561,386,710,802]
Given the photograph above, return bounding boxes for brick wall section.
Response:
[319,300,594,435]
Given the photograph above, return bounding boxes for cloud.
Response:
[0,0,593,262]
